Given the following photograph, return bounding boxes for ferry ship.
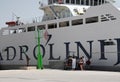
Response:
[0,0,120,71]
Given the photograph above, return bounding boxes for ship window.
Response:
[99,0,102,5]
[48,23,57,29]
[71,0,75,4]
[90,0,93,5]
[72,19,83,25]
[48,0,52,4]
[59,21,69,27]
[66,0,69,4]
[86,0,89,5]
[37,25,45,30]
[86,16,98,24]
[27,26,35,32]
[81,0,84,5]
[76,0,80,4]
[94,0,98,6]
[101,0,105,4]
[18,28,26,33]
[53,0,58,3]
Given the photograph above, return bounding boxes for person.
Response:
[79,57,84,70]
[82,56,86,64]
[72,56,76,70]
[64,56,72,70]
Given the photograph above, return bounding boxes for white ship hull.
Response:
[0,3,120,70]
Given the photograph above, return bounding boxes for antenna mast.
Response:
[12,13,20,21]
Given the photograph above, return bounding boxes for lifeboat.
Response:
[6,21,16,26]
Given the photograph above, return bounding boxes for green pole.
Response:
[37,30,43,69]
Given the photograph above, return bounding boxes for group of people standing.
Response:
[72,56,85,70]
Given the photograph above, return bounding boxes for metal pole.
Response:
[37,29,43,69]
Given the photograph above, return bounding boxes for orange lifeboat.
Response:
[6,21,16,26]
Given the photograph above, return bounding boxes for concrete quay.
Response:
[0,69,120,82]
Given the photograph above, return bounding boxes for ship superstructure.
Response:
[41,0,111,21]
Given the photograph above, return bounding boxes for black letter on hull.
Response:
[19,45,29,60]
[0,52,3,60]
[87,41,93,58]
[114,38,120,65]
[75,41,92,59]
[98,40,107,60]
[48,44,60,60]
[5,46,16,60]
[64,42,70,59]
[33,45,45,59]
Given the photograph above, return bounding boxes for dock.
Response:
[0,69,120,82]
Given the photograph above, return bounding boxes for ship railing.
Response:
[5,16,43,28]
[21,16,43,24]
